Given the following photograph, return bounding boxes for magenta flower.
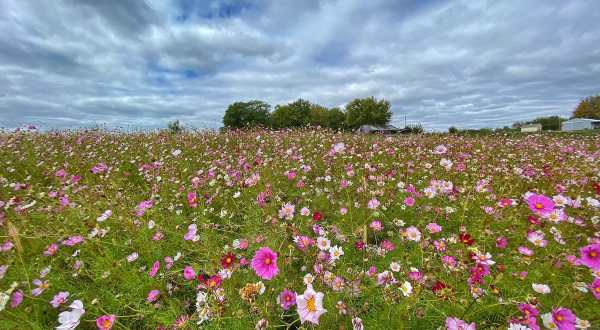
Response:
[10,290,23,308]
[590,277,600,300]
[148,260,160,277]
[187,192,197,208]
[44,243,59,256]
[184,224,197,241]
[251,247,279,280]
[495,237,508,249]
[579,243,600,270]
[62,235,84,247]
[183,266,195,280]
[147,289,160,302]
[277,288,297,310]
[91,162,108,174]
[551,307,576,330]
[527,194,554,216]
[96,314,116,330]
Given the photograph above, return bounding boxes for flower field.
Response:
[1,129,599,329]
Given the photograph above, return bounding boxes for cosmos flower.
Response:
[50,291,69,308]
[551,307,576,330]
[146,290,160,303]
[183,266,196,280]
[532,283,551,294]
[278,203,295,220]
[579,244,600,270]
[527,194,554,216]
[445,317,476,330]
[251,247,278,280]
[277,288,296,310]
[589,277,600,301]
[296,287,326,325]
[56,300,85,330]
[95,314,116,330]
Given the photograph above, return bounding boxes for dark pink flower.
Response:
[148,260,160,277]
[96,314,116,330]
[579,244,600,270]
[251,247,279,280]
[526,194,554,216]
[551,307,576,330]
[278,288,296,310]
[590,277,600,300]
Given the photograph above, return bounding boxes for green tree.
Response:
[573,95,600,119]
[345,96,392,129]
[271,99,312,128]
[308,104,330,127]
[167,120,183,134]
[326,107,346,130]
[223,100,271,128]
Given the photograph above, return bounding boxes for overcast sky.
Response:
[1,0,599,131]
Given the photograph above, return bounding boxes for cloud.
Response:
[0,0,599,131]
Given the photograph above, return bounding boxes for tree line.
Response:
[222,97,393,130]
[508,95,600,131]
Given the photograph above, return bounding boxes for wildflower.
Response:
[91,163,108,174]
[303,273,315,286]
[367,198,380,209]
[148,261,160,277]
[44,243,59,256]
[405,226,422,242]
[370,220,383,231]
[255,319,268,330]
[352,316,364,330]
[579,244,600,269]
[56,300,85,330]
[294,235,315,251]
[184,224,198,241]
[183,266,195,280]
[426,222,442,234]
[126,252,138,263]
[590,277,600,300]
[496,237,508,249]
[277,288,296,310]
[317,237,331,251]
[10,290,23,308]
[221,253,237,269]
[62,236,84,247]
[251,247,278,280]
[551,307,576,330]
[50,291,69,308]
[297,287,327,325]
[390,261,401,272]
[403,196,415,207]
[400,281,413,296]
[31,279,49,296]
[278,203,295,220]
[445,317,476,330]
[473,252,495,265]
[532,283,551,294]
[187,192,198,208]
[96,314,116,330]
[146,290,160,303]
[96,210,112,222]
[527,194,554,216]
[329,246,344,261]
[459,232,475,245]
[518,246,534,256]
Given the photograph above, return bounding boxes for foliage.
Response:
[344,96,392,129]
[512,116,566,131]
[167,120,183,134]
[222,100,271,128]
[270,99,312,128]
[573,95,600,119]
[405,124,424,134]
[448,126,458,134]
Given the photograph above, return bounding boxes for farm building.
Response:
[561,118,600,131]
[520,123,542,133]
[355,124,409,134]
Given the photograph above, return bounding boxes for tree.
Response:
[345,97,392,129]
[167,120,183,134]
[308,104,329,127]
[448,126,458,134]
[223,100,271,128]
[326,108,346,130]
[271,99,312,128]
[573,95,600,119]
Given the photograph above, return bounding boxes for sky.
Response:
[1,0,599,131]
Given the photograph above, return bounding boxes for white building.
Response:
[561,118,600,131]
[520,123,542,133]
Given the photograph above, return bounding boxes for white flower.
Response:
[233,191,240,198]
[508,323,532,330]
[171,149,182,157]
[303,273,315,286]
[576,318,591,329]
[329,246,344,261]
[127,252,138,263]
[390,261,401,272]
[56,300,85,330]
[541,313,558,329]
[316,237,331,251]
[400,281,413,297]
[532,283,551,294]
[405,226,421,242]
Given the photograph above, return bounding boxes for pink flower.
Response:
[296,287,326,325]
[44,243,59,256]
[369,220,383,231]
[183,266,195,280]
[277,288,297,310]
[50,291,69,308]
[62,235,84,247]
[367,198,380,209]
[518,246,534,256]
[31,279,49,297]
[147,289,160,302]
[495,237,508,249]
[426,223,442,234]
[590,277,600,300]
[91,163,108,174]
[184,224,197,241]
[10,290,23,308]
[148,260,160,277]
[445,317,476,330]
[579,244,600,270]
[96,314,116,330]
[403,196,415,207]
[251,247,279,280]
[187,192,198,208]
[527,194,554,216]
[551,307,576,330]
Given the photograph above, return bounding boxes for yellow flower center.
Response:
[556,315,563,321]
[306,296,317,312]
[590,251,597,257]
[264,257,271,265]
[535,203,543,209]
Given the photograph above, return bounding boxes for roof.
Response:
[357,124,401,130]
[521,123,542,128]
[564,118,600,123]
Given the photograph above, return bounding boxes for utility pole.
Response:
[404,116,407,128]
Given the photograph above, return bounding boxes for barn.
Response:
[561,118,600,131]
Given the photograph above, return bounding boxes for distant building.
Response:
[355,124,409,134]
[520,123,542,133]
[561,118,600,131]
